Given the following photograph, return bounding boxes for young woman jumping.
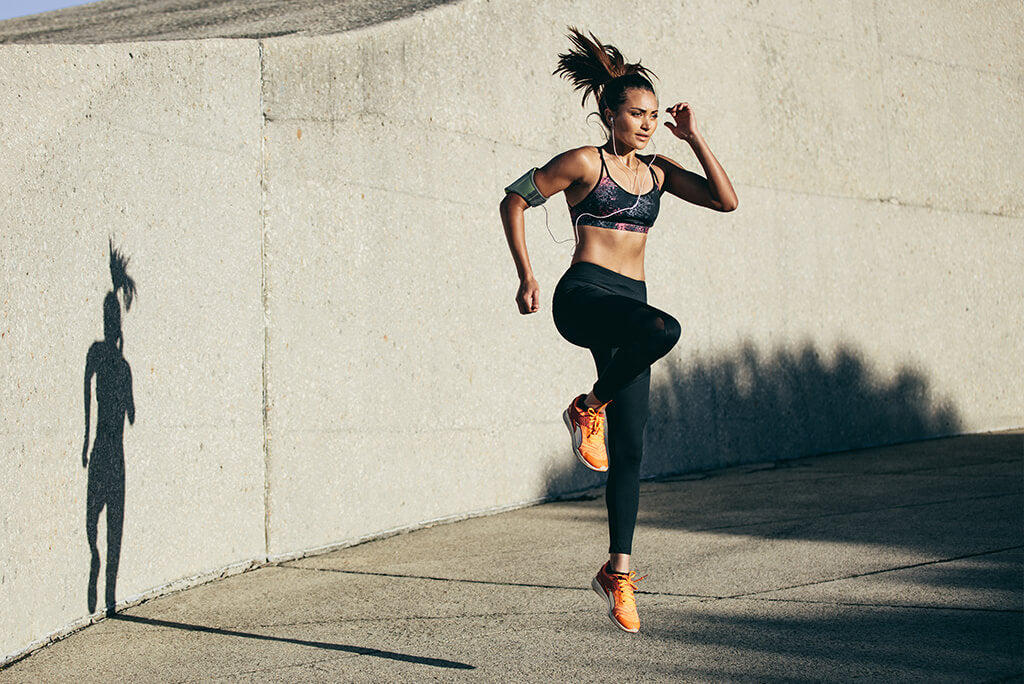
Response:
[499,28,737,633]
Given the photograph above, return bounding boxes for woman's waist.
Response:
[570,229,646,281]
[556,260,647,302]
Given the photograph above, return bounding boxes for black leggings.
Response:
[552,261,681,554]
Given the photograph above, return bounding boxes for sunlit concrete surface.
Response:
[1,433,1021,682]
[2,0,1022,668]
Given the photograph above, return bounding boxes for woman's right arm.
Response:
[499,191,541,314]
[500,148,593,315]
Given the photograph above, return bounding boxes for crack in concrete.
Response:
[736,179,1023,218]
[280,545,1024,618]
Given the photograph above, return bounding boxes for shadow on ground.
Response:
[109,615,475,670]
[643,600,1023,683]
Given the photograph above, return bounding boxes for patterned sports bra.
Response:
[568,148,663,234]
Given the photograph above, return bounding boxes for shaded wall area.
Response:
[648,341,961,473]
[2,0,1023,667]
[543,339,965,498]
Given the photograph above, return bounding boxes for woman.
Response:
[500,28,737,633]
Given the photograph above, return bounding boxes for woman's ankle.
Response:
[609,553,630,574]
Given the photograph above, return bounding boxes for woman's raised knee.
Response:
[645,314,680,359]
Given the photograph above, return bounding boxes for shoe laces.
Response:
[583,406,605,440]
[611,570,646,608]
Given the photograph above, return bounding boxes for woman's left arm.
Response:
[659,102,738,212]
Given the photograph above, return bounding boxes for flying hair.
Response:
[553,27,657,111]
[108,238,137,312]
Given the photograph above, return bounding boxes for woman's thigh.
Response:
[554,284,670,351]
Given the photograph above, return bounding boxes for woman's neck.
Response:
[604,140,638,165]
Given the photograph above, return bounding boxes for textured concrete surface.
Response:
[0,0,459,44]
[0,40,266,663]
[1,433,1021,682]
[258,0,1023,560]
[3,0,1023,667]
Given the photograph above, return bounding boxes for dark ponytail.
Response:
[553,27,656,125]
[108,238,136,312]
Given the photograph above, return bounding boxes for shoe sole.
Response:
[563,408,608,472]
[591,575,639,633]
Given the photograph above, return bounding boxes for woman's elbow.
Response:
[500,192,528,216]
[717,195,738,212]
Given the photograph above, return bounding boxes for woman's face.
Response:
[608,88,659,151]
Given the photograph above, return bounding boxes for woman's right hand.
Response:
[516,277,541,314]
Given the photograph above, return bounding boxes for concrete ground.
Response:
[2,432,1021,683]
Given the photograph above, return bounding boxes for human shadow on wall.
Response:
[543,339,962,497]
[81,240,136,616]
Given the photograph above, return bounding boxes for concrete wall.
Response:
[0,40,266,662]
[3,0,1022,664]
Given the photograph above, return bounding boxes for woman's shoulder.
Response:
[541,145,603,182]
[550,145,601,166]
[648,153,686,172]
[647,153,686,186]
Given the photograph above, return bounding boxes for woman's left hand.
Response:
[664,103,700,142]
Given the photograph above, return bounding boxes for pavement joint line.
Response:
[247,608,591,629]
[683,490,1021,534]
[277,564,601,592]
[712,544,1024,601]
[278,564,718,600]
[278,543,1023,604]
[733,596,1024,614]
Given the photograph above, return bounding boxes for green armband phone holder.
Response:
[504,168,548,207]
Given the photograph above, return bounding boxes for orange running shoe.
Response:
[592,562,646,633]
[563,394,608,472]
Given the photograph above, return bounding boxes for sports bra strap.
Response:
[598,147,609,178]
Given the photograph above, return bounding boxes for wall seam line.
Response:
[258,38,271,561]
[872,0,895,202]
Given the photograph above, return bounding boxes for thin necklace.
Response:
[607,145,641,194]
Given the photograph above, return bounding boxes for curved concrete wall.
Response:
[0,39,267,663]
[3,0,1022,664]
